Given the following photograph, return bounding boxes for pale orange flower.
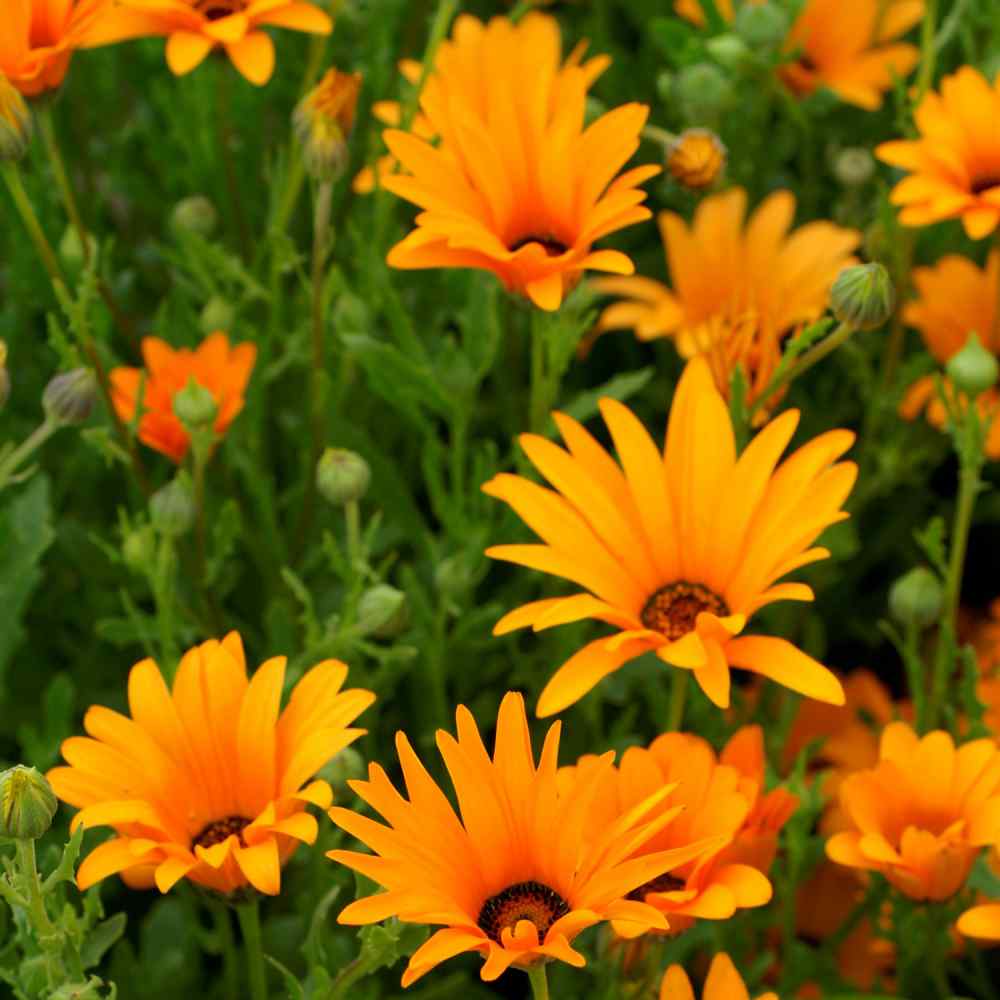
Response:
[826,722,1000,900]
[110,333,256,463]
[661,952,777,1000]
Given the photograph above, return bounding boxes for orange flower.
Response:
[877,67,1000,239]
[958,903,1000,942]
[826,722,1000,900]
[485,356,853,715]
[594,188,859,412]
[327,692,715,987]
[666,129,726,191]
[899,249,1000,457]
[110,333,256,463]
[80,0,332,86]
[48,633,374,896]
[381,13,659,311]
[561,731,773,938]
[661,953,778,1000]
[0,0,110,97]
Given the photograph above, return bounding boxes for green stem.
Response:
[667,670,688,731]
[38,105,89,262]
[1,161,66,288]
[344,498,362,572]
[15,840,55,938]
[529,311,553,434]
[235,899,269,1000]
[216,62,251,258]
[214,903,240,1000]
[0,418,60,491]
[153,533,179,679]
[642,124,679,149]
[527,962,550,1000]
[695,0,726,32]
[914,0,938,102]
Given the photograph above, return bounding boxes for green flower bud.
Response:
[318,746,366,797]
[947,333,999,396]
[829,263,894,331]
[0,766,57,840]
[200,296,235,336]
[171,195,218,238]
[0,75,32,163]
[706,33,751,71]
[150,475,195,537]
[889,567,943,629]
[42,368,98,426]
[833,147,875,188]
[356,584,409,639]
[122,524,156,572]
[173,377,218,430]
[58,225,97,273]
[734,2,790,48]
[317,448,371,506]
[435,554,475,600]
[676,64,733,122]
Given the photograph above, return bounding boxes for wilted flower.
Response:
[666,129,726,191]
[294,67,362,182]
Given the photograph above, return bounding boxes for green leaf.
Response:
[562,367,655,424]
[81,914,128,970]
[264,956,306,1000]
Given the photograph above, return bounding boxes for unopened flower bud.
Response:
[0,341,8,411]
[435,554,475,600]
[947,333,999,396]
[706,34,750,71]
[676,64,733,121]
[200,296,235,336]
[318,746,366,797]
[734,2,790,48]
[58,225,97,272]
[0,766,57,840]
[829,262,894,330]
[667,128,727,191]
[171,195,218,238]
[42,368,98,425]
[317,448,370,506]
[889,567,943,629]
[150,475,195,537]
[173,377,218,430]
[0,75,32,162]
[294,67,362,182]
[122,524,156,572]
[833,147,875,188]
[357,584,409,639]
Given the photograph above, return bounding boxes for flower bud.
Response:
[42,368,98,425]
[676,64,733,121]
[667,128,727,191]
[706,34,751,72]
[356,584,409,639]
[829,262,894,330]
[947,332,999,396]
[171,195,218,238]
[734,2,790,48]
[122,524,156,572]
[317,447,370,506]
[58,225,97,272]
[318,746,366,797]
[889,567,943,629]
[0,341,9,411]
[833,147,875,188]
[0,74,32,163]
[173,377,218,430]
[0,766,57,840]
[435,554,475,600]
[200,296,235,336]
[150,475,195,537]
[294,67,362,182]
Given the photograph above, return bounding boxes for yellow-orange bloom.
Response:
[0,0,110,96]
[958,904,1000,942]
[826,722,1000,900]
[381,13,659,311]
[48,633,374,896]
[485,356,854,715]
[327,692,716,987]
[878,67,1000,239]
[80,0,332,86]
[666,128,726,191]
[110,333,256,463]
[899,249,1000,457]
[594,188,859,411]
[661,953,778,1000]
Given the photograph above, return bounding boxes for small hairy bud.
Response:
[357,584,409,639]
[734,2,790,48]
[150,475,196,537]
[200,296,235,335]
[829,263,894,331]
[947,333,999,396]
[317,447,371,506]
[676,64,733,121]
[171,195,218,237]
[889,567,943,629]
[0,766,58,840]
[833,147,875,188]
[706,34,750,71]
[173,377,218,430]
[42,368,98,425]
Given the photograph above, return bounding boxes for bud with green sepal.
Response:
[356,584,409,639]
[317,447,371,506]
[150,474,196,537]
[58,224,98,274]
[676,64,733,123]
[171,195,218,237]
[833,147,875,188]
[42,368,98,426]
[889,567,943,630]
[707,34,750,71]
[947,333,999,397]
[173,377,219,431]
[0,766,57,841]
[734,2,789,49]
[200,296,235,336]
[829,262,894,330]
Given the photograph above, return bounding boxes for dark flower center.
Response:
[196,0,245,20]
[971,173,1000,195]
[509,234,569,257]
[628,872,687,901]
[193,815,251,849]
[477,881,570,943]
[641,582,729,640]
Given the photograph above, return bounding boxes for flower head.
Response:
[381,13,659,311]
[48,633,374,896]
[80,0,332,86]
[294,67,362,182]
[826,722,1000,900]
[899,249,1000,458]
[110,333,256,463]
[484,356,854,714]
[594,188,859,412]
[877,67,1000,239]
[661,953,777,1000]
[666,129,726,191]
[0,0,110,97]
[327,692,716,986]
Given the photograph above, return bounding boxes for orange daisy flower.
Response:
[327,692,717,987]
[484,355,854,715]
[899,248,1000,458]
[877,67,1000,239]
[48,632,374,896]
[958,903,1000,942]
[380,12,659,311]
[0,0,110,97]
[110,332,256,463]
[79,0,332,86]
[594,188,859,412]
[561,730,774,938]
[661,953,778,1000]
[826,722,1000,900]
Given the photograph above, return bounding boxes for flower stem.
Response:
[1,161,66,288]
[216,62,251,259]
[527,963,550,1000]
[667,669,688,731]
[213,903,240,1000]
[914,0,938,102]
[0,418,60,492]
[235,898,269,1000]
